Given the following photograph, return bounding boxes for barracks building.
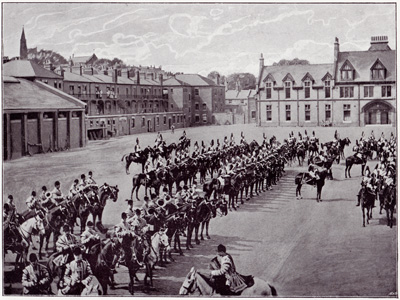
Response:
[256,36,396,127]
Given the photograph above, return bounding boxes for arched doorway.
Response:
[363,101,394,125]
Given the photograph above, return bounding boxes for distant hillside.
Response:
[27,48,68,65]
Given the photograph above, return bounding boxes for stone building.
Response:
[256,36,396,127]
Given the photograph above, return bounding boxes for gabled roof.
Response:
[71,54,97,65]
[262,73,275,83]
[301,72,314,82]
[163,77,188,86]
[260,64,334,86]
[370,58,386,70]
[282,73,295,83]
[321,72,333,81]
[225,89,255,100]
[175,74,222,87]
[339,59,355,71]
[336,49,395,82]
[3,60,63,79]
[3,77,85,110]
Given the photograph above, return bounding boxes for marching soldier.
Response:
[22,253,52,295]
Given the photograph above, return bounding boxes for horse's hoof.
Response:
[196,240,200,245]
[201,236,204,241]
[206,235,211,240]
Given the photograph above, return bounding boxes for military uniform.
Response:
[22,262,51,295]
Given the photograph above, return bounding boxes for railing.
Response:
[68,93,167,101]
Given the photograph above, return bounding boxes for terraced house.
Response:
[256,36,396,127]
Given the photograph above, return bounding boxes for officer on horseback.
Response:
[134,138,141,158]
[80,221,101,254]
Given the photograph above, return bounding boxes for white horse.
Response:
[6,215,46,268]
[144,229,170,286]
[179,267,277,297]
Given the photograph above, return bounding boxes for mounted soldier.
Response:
[86,171,97,186]
[80,221,101,254]
[240,132,246,145]
[68,179,80,200]
[230,133,235,146]
[78,174,87,191]
[22,253,52,295]
[192,141,200,158]
[51,181,65,206]
[223,136,230,149]
[54,225,80,268]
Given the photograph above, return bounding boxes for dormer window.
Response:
[304,81,311,98]
[266,81,272,99]
[324,80,331,98]
[340,60,355,80]
[370,59,386,80]
[285,81,291,99]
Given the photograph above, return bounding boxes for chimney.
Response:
[112,68,118,83]
[217,74,220,85]
[136,70,140,84]
[159,74,163,86]
[60,67,65,79]
[333,37,340,80]
[80,65,83,76]
[369,36,391,51]
[151,73,154,81]
[259,53,264,72]
[91,67,94,75]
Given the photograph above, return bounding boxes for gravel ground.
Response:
[3,124,397,296]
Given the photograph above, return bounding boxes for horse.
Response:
[39,206,68,259]
[296,145,306,166]
[383,184,396,228]
[295,169,328,202]
[121,147,151,174]
[4,214,46,269]
[92,183,119,225]
[176,138,191,153]
[130,173,150,200]
[345,154,367,178]
[179,267,277,296]
[359,186,375,227]
[119,232,145,295]
[143,230,171,287]
[77,186,99,233]
[338,137,351,161]
[86,239,119,295]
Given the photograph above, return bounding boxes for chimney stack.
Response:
[369,36,391,51]
[151,73,154,81]
[112,68,118,83]
[60,67,65,79]
[333,37,340,80]
[80,65,83,76]
[136,70,140,84]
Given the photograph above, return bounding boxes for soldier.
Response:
[193,141,200,158]
[230,133,235,146]
[307,164,320,187]
[55,225,80,267]
[78,174,87,191]
[86,171,97,186]
[133,138,141,158]
[223,136,229,149]
[51,181,64,206]
[174,186,186,207]
[115,212,132,236]
[125,199,135,219]
[240,132,246,145]
[309,131,316,144]
[22,253,52,295]
[61,247,93,295]
[179,130,187,142]
[68,179,80,199]
[80,221,101,254]
[22,191,39,219]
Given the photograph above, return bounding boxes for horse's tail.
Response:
[268,284,278,296]
[121,154,128,162]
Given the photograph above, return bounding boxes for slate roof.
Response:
[225,89,254,100]
[71,54,97,65]
[163,77,188,86]
[260,64,333,86]
[336,50,395,82]
[3,60,63,79]
[4,77,85,111]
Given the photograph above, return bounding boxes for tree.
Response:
[207,71,226,85]
[272,58,310,66]
[226,73,256,90]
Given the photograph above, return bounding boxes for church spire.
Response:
[20,26,28,60]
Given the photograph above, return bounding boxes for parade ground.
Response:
[3,124,397,297]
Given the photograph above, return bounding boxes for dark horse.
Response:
[92,183,119,225]
[121,147,151,174]
[359,186,375,227]
[296,145,306,166]
[295,169,328,202]
[383,184,396,228]
[345,153,367,178]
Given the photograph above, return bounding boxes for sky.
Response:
[2,2,396,77]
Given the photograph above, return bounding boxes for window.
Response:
[58,82,62,89]
[382,85,392,97]
[343,104,351,121]
[202,103,207,110]
[341,64,354,80]
[131,118,135,128]
[170,88,173,94]
[325,104,331,121]
[266,105,272,121]
[188,94,191,101]
[339,87,354,98]
[78,86,82,96]
[156,116,159,126]
[304,81,311,98]
[69,85,75,95]
[195,103,199,110]
[195,115,200,123]
[266,82,272,99]
[324,81,331,98]
[202,114,207,123]
[371,62,386,80]
[285,105,291,121]
[305,104,311,121]
[54,81,57,88]
[251,111,256,119]
[126,88,129,95]
[195,88,199,96]
[163,116,167,125]
[241,99,244,104]
[142,117,145,127]
[364,86,374,98]
[172,116,176,123]
[285,82,291,99]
